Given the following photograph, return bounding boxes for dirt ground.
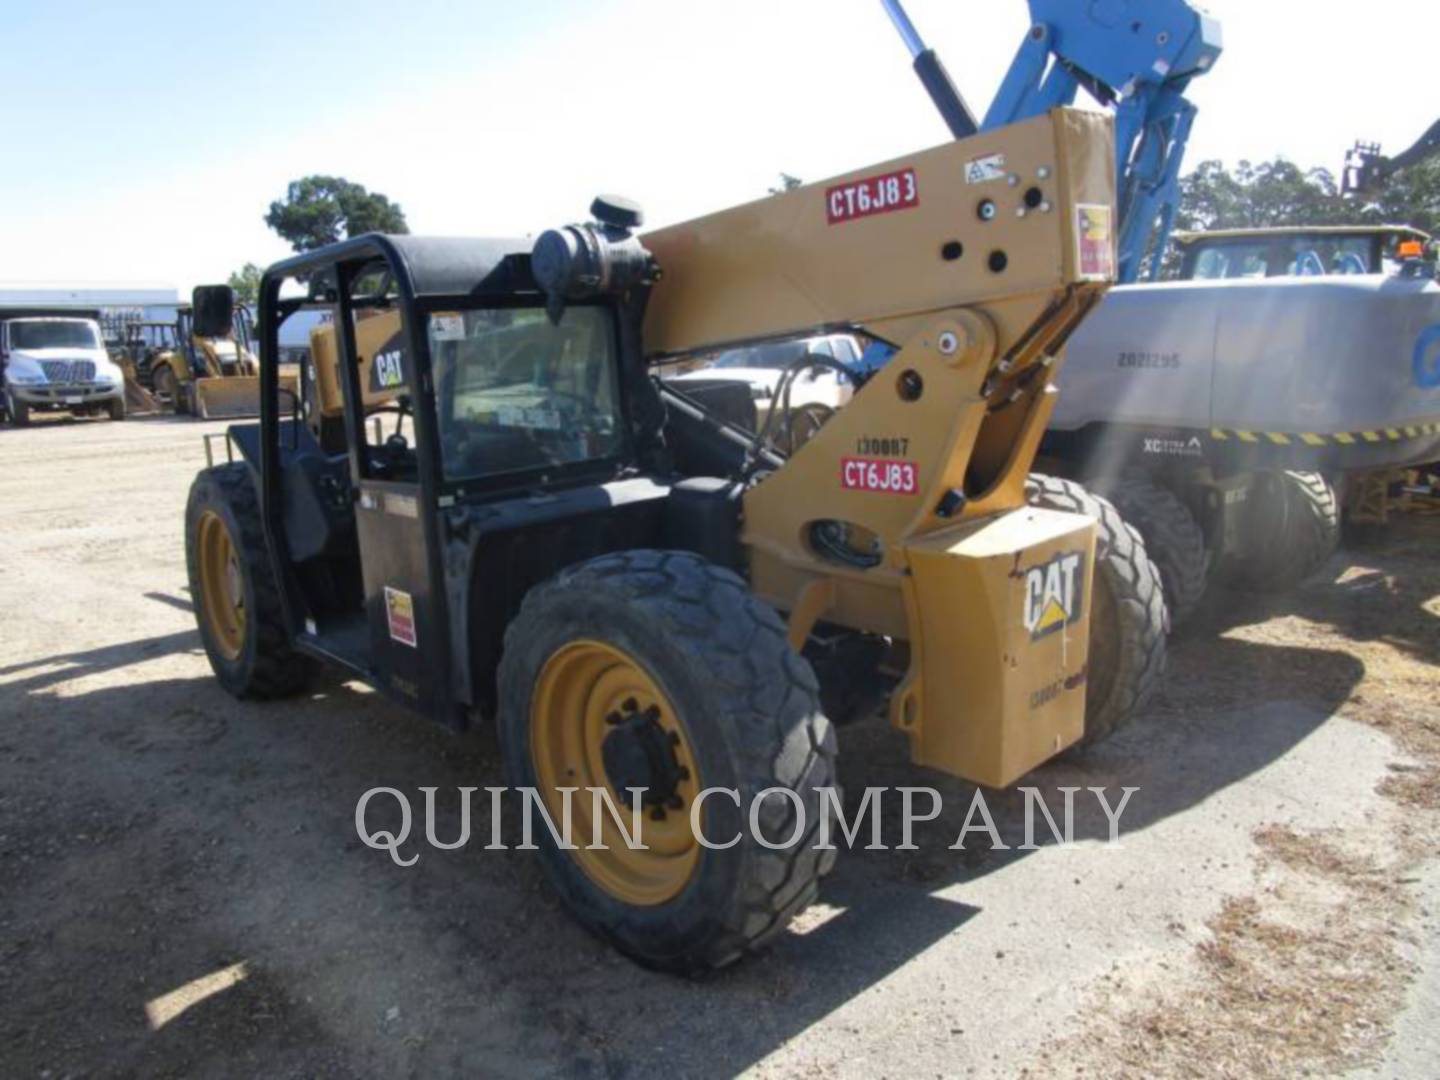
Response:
[2,414,1438,1079]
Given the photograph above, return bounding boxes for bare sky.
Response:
[2,0,1435,291]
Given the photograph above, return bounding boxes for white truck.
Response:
[0,309,127,426]
[662,332,861,451]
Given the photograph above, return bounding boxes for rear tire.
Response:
[498,549,838,974]
[1027,475,1167,746]
[185,462,315,698]
[1090,471,1209,628]
[1217,470,1339,591]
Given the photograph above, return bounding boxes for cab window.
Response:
[429,306,623,483]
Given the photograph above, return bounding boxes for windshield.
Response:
[1184,236,1377,279]
[9,320,102,350]
[430,306,623,483]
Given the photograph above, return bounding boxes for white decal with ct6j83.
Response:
[826,168,918,225]
[840,457,918,495]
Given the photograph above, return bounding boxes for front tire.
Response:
[107,396,126,421]
[8,393,30,427]
[1027,475,1167,746]
[185,463,315,698]
[498,550,838,974]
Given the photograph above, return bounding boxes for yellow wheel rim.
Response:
[531,640,702,906]
[197,510,246,661]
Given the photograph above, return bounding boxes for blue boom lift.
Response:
[882,0,1221,282]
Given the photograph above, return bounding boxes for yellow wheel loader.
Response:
[183,3,1182,972]
[118,319,179,412]
[137,288,299,418]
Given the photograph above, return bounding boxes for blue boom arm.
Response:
[885,0,1221,284]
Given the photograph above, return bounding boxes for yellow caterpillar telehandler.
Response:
[184,1,1189,971]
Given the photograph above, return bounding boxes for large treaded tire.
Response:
[497,549,838,974]
[1091,470,1209,628]
[8,393,30,427]
[1027,475,1167,747]
[1217,470,1339,592]
[185,463,316,698]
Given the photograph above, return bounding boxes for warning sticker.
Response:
[432,313,466,341]
[1075,203,1115,281]
[965,152,1007,184]
[841,457,919,495]
[384,586,417,648]
[826,168,919,225]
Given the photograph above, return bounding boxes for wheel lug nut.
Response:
[667,795,683,810]
[623,697,639,713]
[605,711,622,726]
[650,806,667,821]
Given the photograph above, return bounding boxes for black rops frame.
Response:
[255,234,455,718]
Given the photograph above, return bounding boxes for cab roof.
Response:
[266,234,536,300]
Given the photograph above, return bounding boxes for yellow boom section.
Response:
[643,109,1116,785]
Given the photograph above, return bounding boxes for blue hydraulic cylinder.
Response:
[982,0,1221,283]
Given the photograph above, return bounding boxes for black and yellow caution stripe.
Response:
[1209,420,1440,447]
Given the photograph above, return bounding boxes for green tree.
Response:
[768,173,803,195]
[1367,157,1440,236]
[264,176,409,252]
[1175,158,1347,233]
[227,262,262,308]
[1176,155,1440,235]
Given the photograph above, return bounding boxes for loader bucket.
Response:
[119,360,160,414]
[193,376,262,419]
[193,373,300,419]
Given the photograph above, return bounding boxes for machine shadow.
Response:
[0,625,1365,1077]
[1190,521,1440,666]
[0,628,199,688]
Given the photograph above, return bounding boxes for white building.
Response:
[0,282,182,338]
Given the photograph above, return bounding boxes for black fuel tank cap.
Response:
[591,194,644,230]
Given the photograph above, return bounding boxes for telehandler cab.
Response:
[186,3,1171,972]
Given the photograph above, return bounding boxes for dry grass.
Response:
[1041,519,1440,1077]
[1046,828,1413,1078]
